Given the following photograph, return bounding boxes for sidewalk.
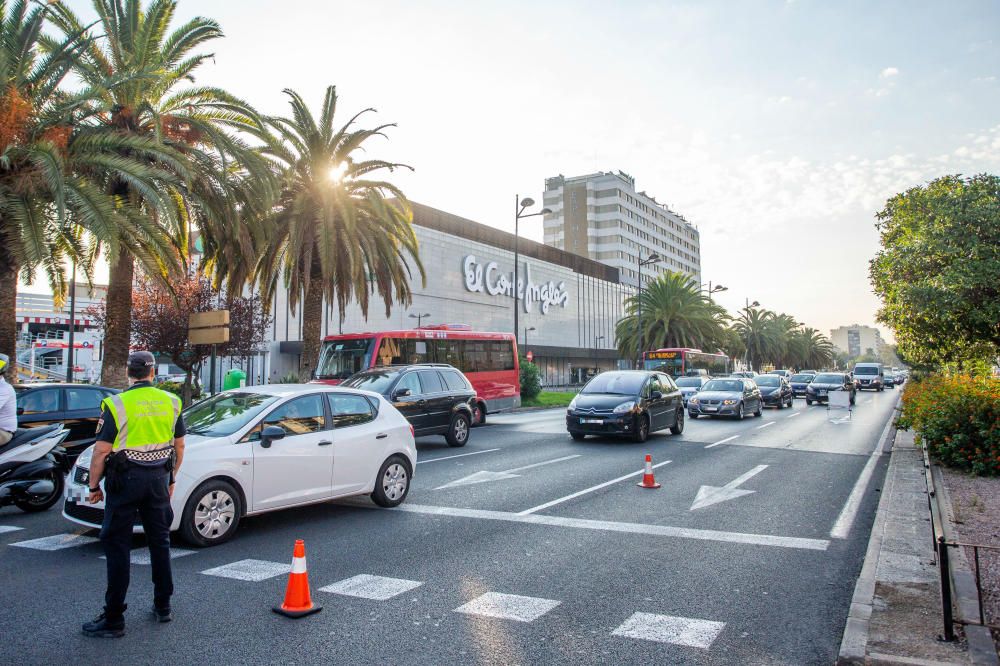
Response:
[839,429,971,665]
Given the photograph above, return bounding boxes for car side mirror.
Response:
[392,388,412,401]
[260,425,285,448]
[650,391,663,400]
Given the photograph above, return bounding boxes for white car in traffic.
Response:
[63,384,416,547]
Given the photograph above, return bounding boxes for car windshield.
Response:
[183,392,278,437]
[813,374,843,383]
[702,379,743,392]
[755,376,780,387]
[315,338,375,380]
[675,377,703,387]
[790,374,813,382]
[340,370,400,394]
[768,371,786,375]
[854,366,879,375]
[581,372,646,395]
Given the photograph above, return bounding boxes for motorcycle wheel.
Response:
[15,470,65,513]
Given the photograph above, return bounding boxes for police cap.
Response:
[127,351,156,369]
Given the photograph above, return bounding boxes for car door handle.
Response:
[376,433,388,440]
[318,440,333,446]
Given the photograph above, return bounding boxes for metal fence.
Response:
[937,539,1000,638]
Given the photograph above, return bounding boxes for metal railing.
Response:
[937,538,999,636]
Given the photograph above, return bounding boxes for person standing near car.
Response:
[82,351,186,638]
[0,353,17,446]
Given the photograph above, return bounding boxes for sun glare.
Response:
[328,161,347,182]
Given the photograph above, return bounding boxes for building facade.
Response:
[267,202,635,387]
[541,171,701,287]
[830,324,887,358]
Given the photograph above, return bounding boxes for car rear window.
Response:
[813,374,844,383]
[790,374,813,382]
[442,370,469,392]
[418,370,444,394]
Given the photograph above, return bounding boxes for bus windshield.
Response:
[316,338,375,380]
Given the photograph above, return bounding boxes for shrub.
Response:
[156,380,202,400]
[897,373,1000,476]
[519,357,541,400]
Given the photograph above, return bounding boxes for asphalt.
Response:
[0,388,899,665]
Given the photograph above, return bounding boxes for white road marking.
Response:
[756,421,775,429]
[10,532,98,551]
[200,559,290,582]
[319,574,423,600]
[454,592,560,623]
[435,455,580,490]
[613,612,725,648]
[516,461,672,515]
[690,465,769,510]
[786,412,800,419]
[397,504,829,550]
[830,405,895,539]
[100,549,196,565]
[705,435,739,449]
[0,526,24,534]
[416,448,500,464]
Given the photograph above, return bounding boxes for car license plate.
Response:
[580,418,603,424]
[66,487,89,502]
[703,406,717,412]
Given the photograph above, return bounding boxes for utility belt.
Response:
[104,448,175,493]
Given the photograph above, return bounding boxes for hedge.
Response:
[897,373,1000,476]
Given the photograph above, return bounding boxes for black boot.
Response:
[82,608,125,638]
[152,605,172,623]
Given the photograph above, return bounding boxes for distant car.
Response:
[674,376,710,406]
[688,378,763,420]
[767,369,793,381]
[754,374,794,409]
[853,363,885,391]
[13,383,120,461]
[341,364,476,447]
[566,370,684,442]
[800,369,819,375]
[730,371,755,379]
[806,372,856,405]
[788,373,816,398]
[884,370,897,388]
[64,384,417,547]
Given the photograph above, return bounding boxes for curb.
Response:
[837,398,900,665]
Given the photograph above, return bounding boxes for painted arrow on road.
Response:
[689,465,768,510]
[435,455,580,490]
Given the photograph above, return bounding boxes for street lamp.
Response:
[513,195,551,347]
[700,281,727,302]
[636,252,661,368]
[595,334,605,349]
[408,312,431,328]
[741,298,760,371]
[66,260,77,383]
[524,325,536,350]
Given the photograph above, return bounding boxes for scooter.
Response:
[0,424,70,513]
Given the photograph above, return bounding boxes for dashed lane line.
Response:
[516,461,672,515]
[786,412,801,419]
[756,422,775,430]
[830,401,896,539]
[705,435,739,449]
[395,503,830,551]
[416,448,500,465]
[0,526,24,534]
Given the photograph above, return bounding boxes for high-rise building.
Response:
[830,324,887,358]
[542,171,701,287]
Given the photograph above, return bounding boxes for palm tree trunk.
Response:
[299,272,324,381]
[0,251,19,368]
[100,251,135,389]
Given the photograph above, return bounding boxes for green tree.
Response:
[255,86,423,379]
[614,272,729,363]
[870,174,1000,369]
[733,306,779,371]
[519,356,541,399]
[787,327,834,370]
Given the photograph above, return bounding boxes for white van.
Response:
[853,362,884,391]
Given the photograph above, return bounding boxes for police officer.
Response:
[83,351,185,638]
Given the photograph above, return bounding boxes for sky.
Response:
[33,0,1000,340]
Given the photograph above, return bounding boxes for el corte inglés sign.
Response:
[462,255,569,315]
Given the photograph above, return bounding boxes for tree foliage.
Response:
[870,173,1000,370]
[519,356,541,399]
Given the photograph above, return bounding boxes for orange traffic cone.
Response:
[637,454,661,489]
[273,539,323,618]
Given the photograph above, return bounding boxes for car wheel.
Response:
[570,431,587,441]
[180,480,242,548]
[776,398,784,410]
[670,409,684,435]
[734,403,744,420]
[445,413,471,447]
[473,402,486,426]
[806,398,812,405]
[632,414,650,443]
[371,455,411,508]
[14,470,64,512]
[688,412,698,419]
[754,402,763,417]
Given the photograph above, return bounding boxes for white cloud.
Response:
[880,67,899,78]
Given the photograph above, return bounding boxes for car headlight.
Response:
[568,396,578,411]
[688,397,699,405]
[722,399,737,405]
[613,401,636,414]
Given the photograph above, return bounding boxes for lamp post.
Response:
[742,298,760,371]
[595,334,605,349]
[524,325,536,350]
[513,196,552,348]
[66,261,77,383]
[635,252,661,368]
[699,281,727,302]
[408,312,431,328]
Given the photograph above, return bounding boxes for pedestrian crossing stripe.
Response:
[613,612,725,649]
[100,548,196,565]
[319,574,422,600]
[200,559,290,582]
[10,533,99,551]
[454,592,561,623]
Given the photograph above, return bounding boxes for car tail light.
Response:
[409,424,415,439]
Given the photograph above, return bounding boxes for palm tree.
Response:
[733,306,780,371]
[50,0,274,387]
[254,86,424,378]
[615,272,728,360]
[766,312,801,368]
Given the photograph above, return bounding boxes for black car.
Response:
[805,372,856,405]
[341,364,475,447]
[13,383,120,460]
[754,375,794,409]
[788,373,816,398]
[566,370,684,443]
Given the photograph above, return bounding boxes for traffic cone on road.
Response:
[637,454,661,489]
[273,539,322,618]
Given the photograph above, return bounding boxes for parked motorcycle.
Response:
[0,424,70,513]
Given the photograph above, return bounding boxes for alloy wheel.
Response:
[382,463,408,501]
[194,490,236,539]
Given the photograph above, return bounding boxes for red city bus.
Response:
[315,324,520,423]
[643,348,730,378]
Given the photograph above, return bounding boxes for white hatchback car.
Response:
[63,384,416,547]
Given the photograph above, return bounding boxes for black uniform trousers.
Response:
[100,463,174,619]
